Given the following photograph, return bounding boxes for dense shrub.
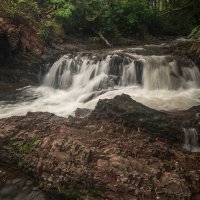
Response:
[0,0,199,42]
[189,26,200,40]
[1,0,39,18]
[39,20,63,42]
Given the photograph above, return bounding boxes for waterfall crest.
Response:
[1,46,200,118]
[43,54,200,91]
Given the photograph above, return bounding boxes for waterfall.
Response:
[43,54,200,91]
[1,47,200,118]
[183,128,200,152]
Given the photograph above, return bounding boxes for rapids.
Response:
[183,128,200,152]
[1,44,200,118]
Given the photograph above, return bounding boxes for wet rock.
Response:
[0,96,200,199]
[0,164,50,200]
[90,94,190,142]
[75,108,91,118]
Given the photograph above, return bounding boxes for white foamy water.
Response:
[1,52,200,118]
[183,128,200,152]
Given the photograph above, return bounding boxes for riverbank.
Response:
[0,36,198,92]
[0,94,200,200]
[0,162,67,200]
[0,163,49,200]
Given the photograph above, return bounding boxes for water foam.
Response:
[1,52,200,118]
[183,128,200,152]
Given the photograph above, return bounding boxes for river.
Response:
[0,41,200,118]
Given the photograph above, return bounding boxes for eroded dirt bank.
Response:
[0,94,200,200]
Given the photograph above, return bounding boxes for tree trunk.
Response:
[97,32,112,48]
[164,0,167,12]
[153,3,193,19]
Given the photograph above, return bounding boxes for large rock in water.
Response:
[90,94,200,142]
[0,94,200,200]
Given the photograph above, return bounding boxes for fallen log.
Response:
[97,31,112,48]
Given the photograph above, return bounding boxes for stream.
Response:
[1,41,200,118]
[0,40,200,199]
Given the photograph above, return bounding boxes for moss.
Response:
[189,26,200,40]
[57,182,83,200]
[9,136,41,154]
[56,179,106,200]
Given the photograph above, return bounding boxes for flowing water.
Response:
[183,128,200,152]
[1,44,200,118]
[0,42,200,198]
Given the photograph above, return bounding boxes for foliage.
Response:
[149,0,200,36]
[56,177,104,200]
[0,0,199,42]
[9,136,41,154]
[62,0,154,37]
[57,182,82,200]
[189,26,200,40]
[149,10,196,36]
[18,136,40,154]
[39,20,63,41]
[1,0,39,18]
[46,0,75,19]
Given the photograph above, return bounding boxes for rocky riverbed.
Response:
[0,163,54,200]
[0,94,200,200]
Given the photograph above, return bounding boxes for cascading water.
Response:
[1,45,200,118]
[43,54,200,91]
[183,128,200,152]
